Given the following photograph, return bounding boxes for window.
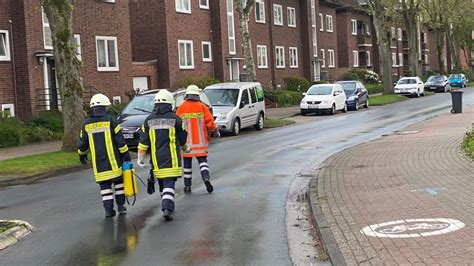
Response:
[0,30,11,61]
[287,7,296,28]
[398,52,403,66]
[202,41,212,62]
[422,32,428,44]
[257,45,268,68]
[275,46,285,68]
[227,0,236,55]
[392,52,398,67]
[96,36,119,71]
[1,104,14,117]
[367,51,371,66]
[328,49,335,68]
[176,0,191,13]
[397,28,402,41]
[112,96,121,105]
[391,27,396,39]
[326,15,333,32]
[178,40,194,69]
[273,4,283,26]
[353,50,359,67]
[249,87,257,103]
[320,49,326,68]
[319,13,324,31]
[199,0,209,9]
[256,85,264,102]
[42,10,53,49]
[351,19,357,35]
[73,34,82,61]
[289,47,298,68]
[241,89,250,106]
[255,0,265,23]
[311,0,317,56]
[423,54,429,64]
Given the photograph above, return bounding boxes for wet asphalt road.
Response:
[1,89,473,265]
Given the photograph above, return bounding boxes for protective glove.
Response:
[181,144,191,153]
[122,151,131,162]
[147,170,155,195]
[79,154,88,165]
[137,151,146,168]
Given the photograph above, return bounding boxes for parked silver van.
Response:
[204,82,266,136]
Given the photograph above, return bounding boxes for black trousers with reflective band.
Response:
[182,156,210,187]
[161,178,176,212]
[99,178,125,211]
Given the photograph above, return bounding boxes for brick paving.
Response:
[315,107,474,265]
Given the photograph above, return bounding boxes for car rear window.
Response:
[256,85,264,102]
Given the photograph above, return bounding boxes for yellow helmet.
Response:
[185,85,201,96]
[90,94,111,107]
[154,89,175,105]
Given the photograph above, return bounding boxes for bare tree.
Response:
[399,0,421,76]
[235,0,257,81]
[41,0,85,151]
[367,0,395,94]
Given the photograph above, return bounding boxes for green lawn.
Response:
[264,118,296,128]
[369,94,409,106]
[463,126,474,159]
[0,151,81,178]
[0,221,18,233]
[467,82,474,87]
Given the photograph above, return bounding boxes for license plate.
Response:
[308,105,319,109]
[123,134,134,139]
[430,87,436,90]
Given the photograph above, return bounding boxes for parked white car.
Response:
[394,77,425,97]
[300,84,347,115]
[204,82,266,136]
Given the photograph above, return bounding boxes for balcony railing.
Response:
[357,34,372,48]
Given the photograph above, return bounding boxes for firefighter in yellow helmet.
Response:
[137,89,188,221]
[78,94,131,217]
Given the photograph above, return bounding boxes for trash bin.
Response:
[450,90,464,114]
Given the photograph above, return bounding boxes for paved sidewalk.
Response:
[313,107,474,265]
[0,141,62,161]
[266,106,300,119]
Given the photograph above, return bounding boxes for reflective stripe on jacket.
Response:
[176,100,217,158]
[138,108,187,179]
[77,114,129,183]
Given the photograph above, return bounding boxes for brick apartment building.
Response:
[0,0,133,118]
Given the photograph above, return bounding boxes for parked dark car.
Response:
[335,80,369,111]
[425,75,451,92]
[118,89,212,150]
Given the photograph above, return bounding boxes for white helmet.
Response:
[90,94,111,107]
[185,85,201,96]
[154,89,175,105]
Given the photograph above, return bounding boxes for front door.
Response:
[239,89,253,127]
[313,61,321,81]
[44,58,60,110]
[229,60,240,81]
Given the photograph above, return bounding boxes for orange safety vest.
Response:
[177,100,217,158]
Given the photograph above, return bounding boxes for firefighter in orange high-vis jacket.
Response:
[78,94,131,218]
[176,85,219,194]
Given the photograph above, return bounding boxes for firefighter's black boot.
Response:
[118,205,127,214]
[204,180,213,193]
[183,186,192,194]
[105,209,116,218]
[163,209,173,221]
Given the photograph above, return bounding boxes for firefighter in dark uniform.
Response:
[137,90,188,221]
[78,94,132,217]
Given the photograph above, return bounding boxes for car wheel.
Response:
[421,90,425,97]
[254,113,264,131]
[231,118,240,136]
[444,86,448,93]
[330,104,336,115]
[355,100,359,111]
[364,99,369,108]
[342,103,347,113]
[416,90,420,98]
[301,110,307,116]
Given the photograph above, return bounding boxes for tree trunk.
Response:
[239,13,256,81]
[404,13,420,76]
[42,1,85,151]
[435,28,445,74]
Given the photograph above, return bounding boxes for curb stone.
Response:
[308,174,346,266]
[0,220,34,250]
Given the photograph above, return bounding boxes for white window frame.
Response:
[257,45,268,69]
[273,4,283,26]
[287,7,296,28]
[42,10,53,50]
[0,30,11,61]
[353,50,359,67]
[178,40,194,69]
[1,104,15,117]
[423,32,428,44]
[202,41,212,62]
[227,0,236,55]
[397,28,402,41]
[391,27,396,39]
[351,19,357,35]
[398,52,403,66]
[255,0,265,23]
[423,54,429,64]
[73,34,82,61]
[367,51,371,66]
[96,36,119,72]
[176,0,191,14]
[319,13,324,31]
[320,49,326,68]
[199,0,209,9]
[326,15,333,32]
[328,49,335,68]
[392,52,398,67]
[289,47,298,68]
[275,46,285,68]
[311,0,317,56]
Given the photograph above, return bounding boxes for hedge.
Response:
[342,68,381,84]
[365,84,384,94]
[266,90,304,107]
[179,75,220,89]
[283,77,311,92]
